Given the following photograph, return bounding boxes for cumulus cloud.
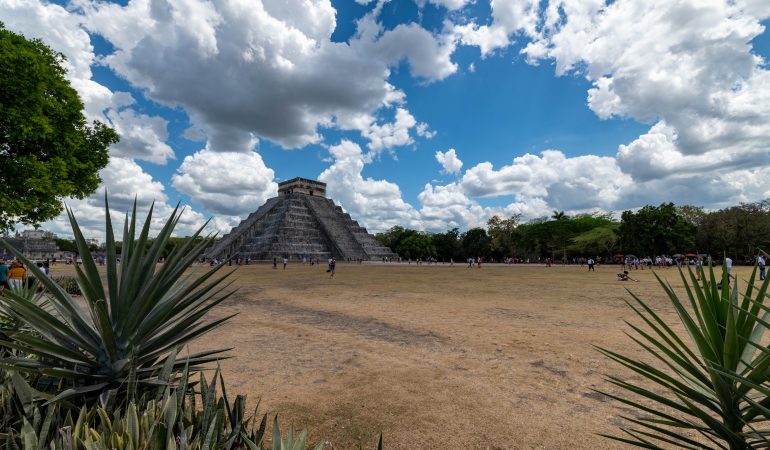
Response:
[447,0,770,217]
[37,157,219,240]
[172,150,278,216]
[415,0,473,10]
[318,140,422,231]
[435,148,463,175]
[78,0,455,151]
[106,107,175,164]
[362,108,417,156]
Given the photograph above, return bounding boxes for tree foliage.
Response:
[0,24,118,232]
[395,233,436,260]
[619,203,696,256]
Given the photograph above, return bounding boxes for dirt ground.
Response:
[50,261,751,449]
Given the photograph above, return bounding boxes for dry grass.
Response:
[48,261,750,449]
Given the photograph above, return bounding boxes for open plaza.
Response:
[46,261,743,448]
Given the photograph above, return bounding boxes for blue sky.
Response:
[4,0,770,238]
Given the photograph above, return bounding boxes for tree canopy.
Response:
[0,24,118,232]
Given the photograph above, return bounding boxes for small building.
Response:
[0,230,66,261]
[278,177,326,197]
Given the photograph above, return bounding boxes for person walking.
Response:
[282,257,288,270]
[328,257,336,278]
[587,257,595,272]
[273,257,277,269]
[0,260,8,289]
[8,261,26,289]
[758,254,766,281]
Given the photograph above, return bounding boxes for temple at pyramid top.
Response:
[205,178,397,262]
[278,177,326,197]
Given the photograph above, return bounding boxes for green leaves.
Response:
[599,262,770,448]
[0,196,232,404]
[0,24,118,232]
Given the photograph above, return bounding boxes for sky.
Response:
[3,0,770,239]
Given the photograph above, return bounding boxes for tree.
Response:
[487,214,521,257]
[0,24,119,232]
[619,203,696,256]
[461,227,491,258]
[567,223,619,256]
[395,233,436,260]
[431,228,460,261]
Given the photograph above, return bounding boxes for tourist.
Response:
[0,260,8,289]
[37,262,49,276]
[758,254,766,281]
[273,256,277,269]
[617,270,639,282]
[8,261,26,288]
[328,257,336,277]
[283,257,288,270]
[587,257,595,272]
[696,257,703,281]
[725,256,734,280]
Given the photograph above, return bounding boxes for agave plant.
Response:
[597,262,770,449]
[0,197,235,403]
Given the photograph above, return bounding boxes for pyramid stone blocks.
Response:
[205,178,397,261]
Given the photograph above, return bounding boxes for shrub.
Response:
[51,275,81,295]
[0,199,234,405]
[598,263,770,448]
[0,365,324,450]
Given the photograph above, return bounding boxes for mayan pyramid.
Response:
[205,177,398,261]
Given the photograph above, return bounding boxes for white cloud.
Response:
[106,108,175,164]
[78,0,457,151]
[0,1,180,165]
[415,0,473,11]
[172,150,278,216]
[460,150,632,210]
[435,148,463,175]
[37,157,218,240]
[416,122,436,139]
[318,140,422,231]
[362,107,417,156]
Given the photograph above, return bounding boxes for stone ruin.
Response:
[205,177,398,261]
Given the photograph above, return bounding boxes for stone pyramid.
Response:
[205,177,398,261]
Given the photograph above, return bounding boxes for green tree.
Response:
[487,214,521,258]
[697,200,770,260]
[431,228,460,261]
[461,227,491,258]
[375,226,416,251]
[395,233,436,260]
[567,223,620,257]
[0,24,119,232]
[619,203,695,256]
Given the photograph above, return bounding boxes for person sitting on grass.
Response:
[617,270,639,282]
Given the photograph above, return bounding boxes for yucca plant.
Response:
[597,262,770,448]
[0,364,326,450]
[0,197,235,404]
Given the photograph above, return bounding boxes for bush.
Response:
[598,262,770,448]
[51,275,81,295]
[0,365,323,450]
[0,199,233,404]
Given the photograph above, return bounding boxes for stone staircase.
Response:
[205,192,398,261]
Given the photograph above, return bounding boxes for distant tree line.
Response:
[375,201,770,263]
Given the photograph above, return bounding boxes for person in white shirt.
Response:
[757,255,766,281]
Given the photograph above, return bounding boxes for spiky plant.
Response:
[0,198,234,404]
[597,263,770,449]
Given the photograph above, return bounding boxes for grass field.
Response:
[49,261,750,449]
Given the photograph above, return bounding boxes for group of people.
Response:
[0,260,49,289]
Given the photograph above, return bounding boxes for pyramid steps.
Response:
[204,182,398,261]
